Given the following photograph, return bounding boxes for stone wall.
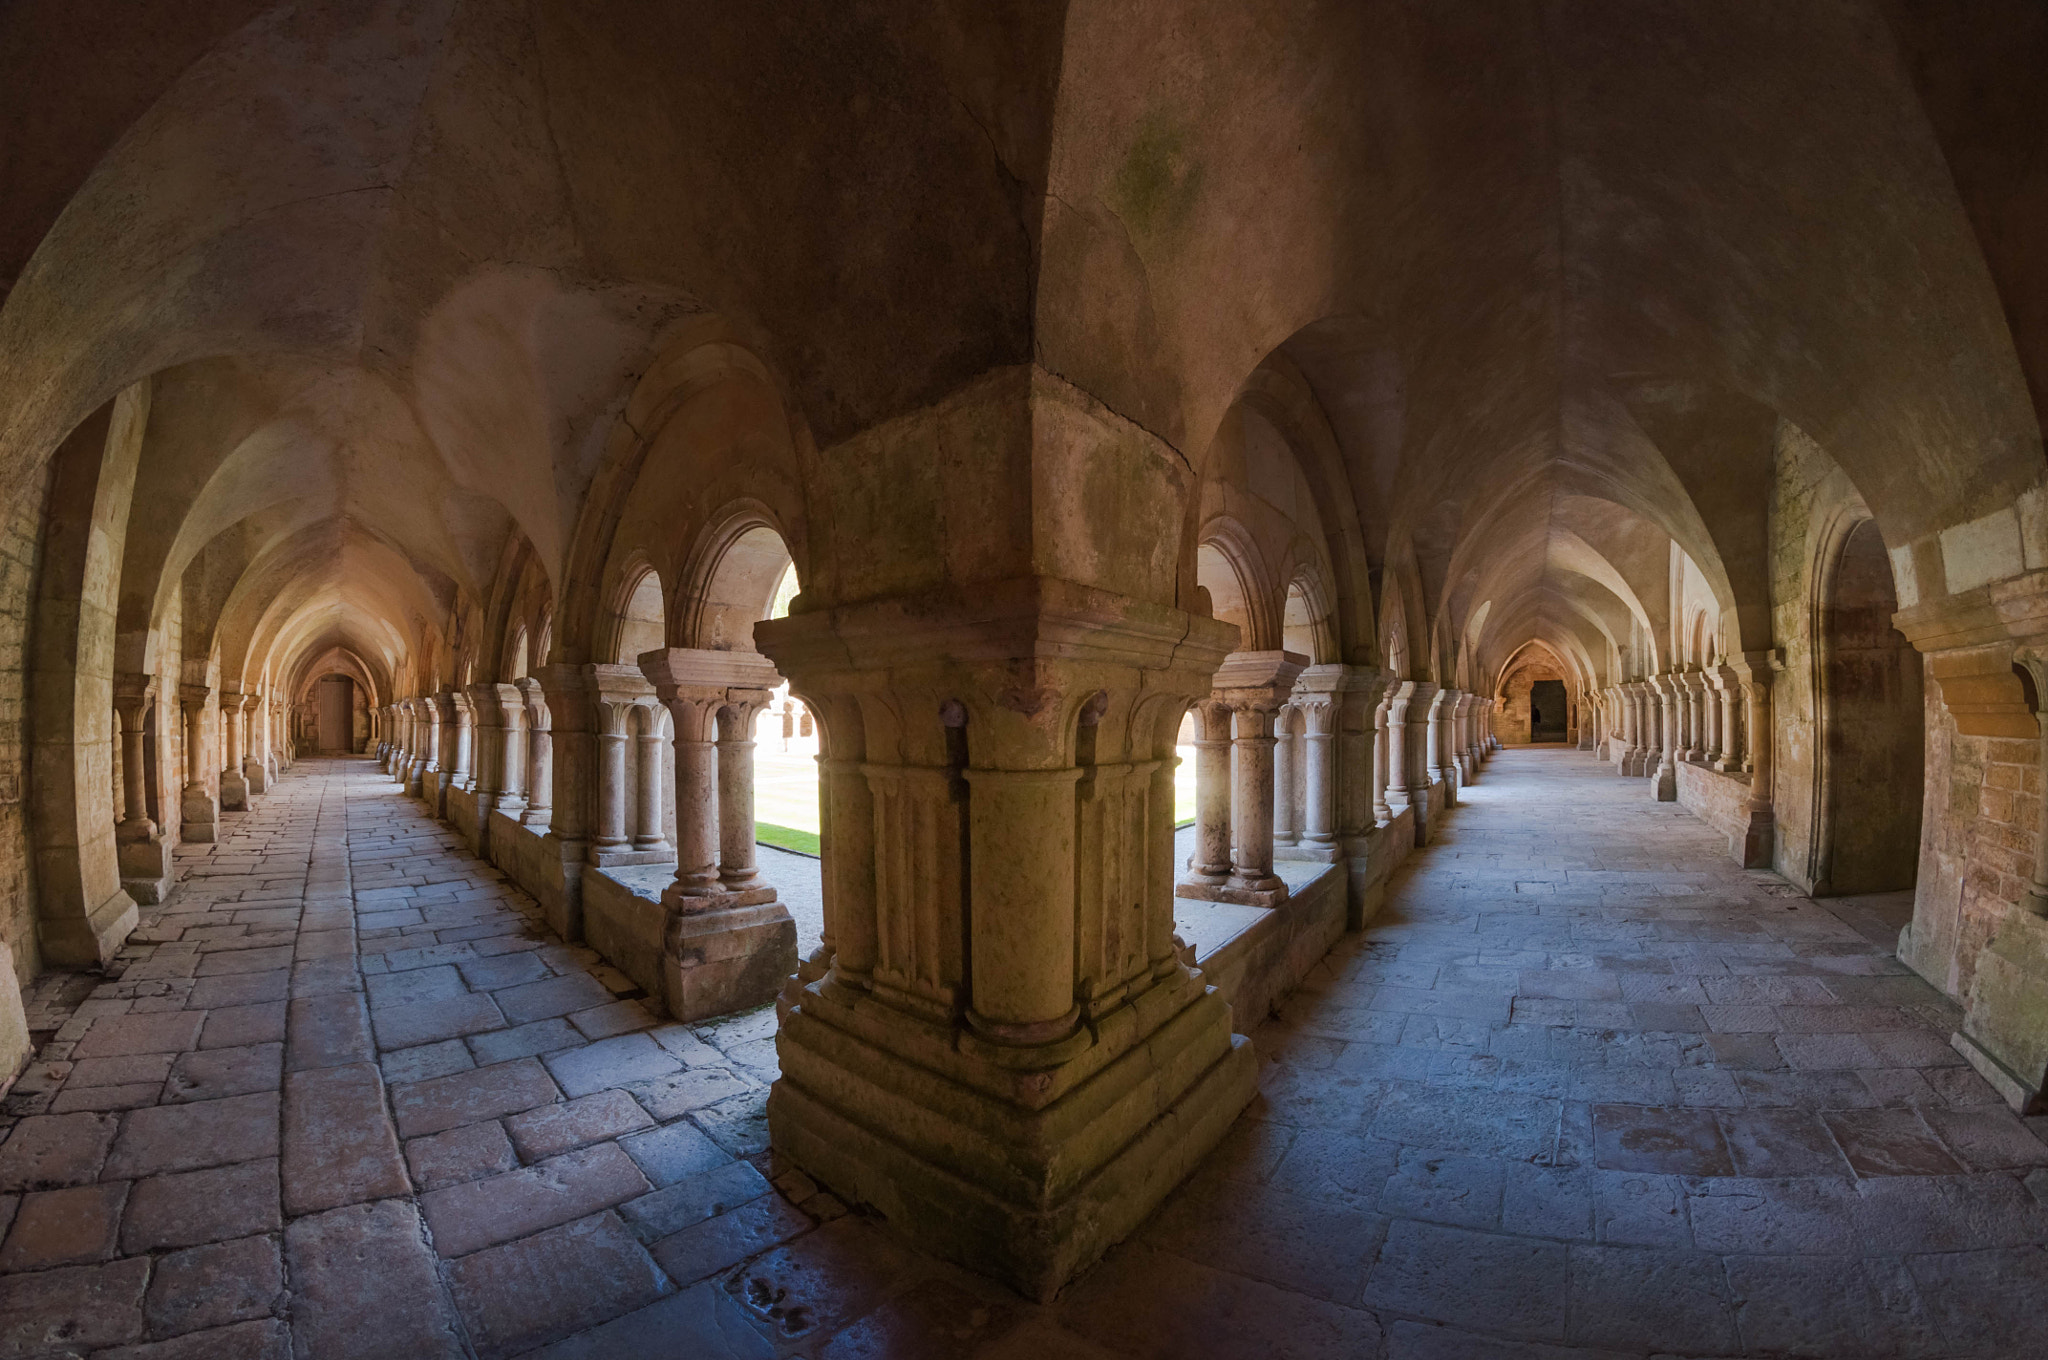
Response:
[1675,760,1755,863]
[0,463,50,988]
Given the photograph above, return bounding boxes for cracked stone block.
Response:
[0,1181,127,1269]
[420,1141,652,1258]
[0,1111,119,1189]
[119,1159,283,1252]
[391,1057,560,1139]
[143,1234,285,1338]
[506,1090,653,1163]
[281,1062,409,1215]
[446,1212,671,1360]
[285,1199,466,1360]
[103,1092,280,1178]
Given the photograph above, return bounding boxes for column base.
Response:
[591,845,674,869]
[180,790,217,843]
[535,833,588,941]
[118,832,175,905]
[1177,878,1289,908]
[39,885,139,969]
[219,772,249,811]
[771,969,1256,1301]
[1953,909,2048,1109]
[584,868,796,1022]
[1651,764,1677,801]
[243,758,268,795]
[1734,805,1773,869]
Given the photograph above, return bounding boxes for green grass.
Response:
[755,822,820,857]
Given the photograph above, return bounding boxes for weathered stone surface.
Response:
[0,1111,118,1189]
[286,994,373,1072]
[420,1142,651,1258]
[0,1256,150,1355]
[100,1319,292,1360]
[119,1158,282,1252]
[371,992,506,1052]
[445,1212,670,1360]
[284,1200,466,1360]
[281,1062,409,1215]
[0,1181,127,1269]
[524,1281,773,1360]
[390,1058,560,1139]
[504,1089,652,1163]
[406,1121,520,1192]
[163,1041,282,1103]
[143,1235,285,1339]
[103,1092,280,1178]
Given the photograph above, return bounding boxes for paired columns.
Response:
[1178,651,1303,907]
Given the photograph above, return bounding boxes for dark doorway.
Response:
[1813,519,1923,894]
[317,675,355,752]
[1530,679,1567,742]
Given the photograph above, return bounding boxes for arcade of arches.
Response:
[0,5,2047,1356]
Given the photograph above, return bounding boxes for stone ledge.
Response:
[582,865,795,1023]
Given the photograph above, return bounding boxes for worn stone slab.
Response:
[0,1111,120,1189]
[619,1120,731,1187]
[100,1318,292,1360]
[104,1092,280,1179]
[407,1121,520,1192]
[505,1090,654,1163]
[282,1063,409,1215]
[72,1011,206,1059]
[0,1181,127,1270]
[287,993,374,1072]
[143,1234,285,1339]
[69,1053,175,1089]
[284,1200,466,1360]
[648,1193,812,1286]
[391,1058,561,1139]
[619,1160,771,1241]
[420,1142,651,1258]
[372,992,506,1051]
[543,1033,681,1100]
[469,1018,582,1066]
[188,971,293,1009]
[0,1256,150,1355]
[164,1041,283,1103]
[201,1002,288,1050]
[446,1212,671,1360]
[365,965,470,1012]
[493,974,617,1026]
[523,1280,774,1360]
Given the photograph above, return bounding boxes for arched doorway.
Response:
[315,674,355,752]
[1812,518,1923,895]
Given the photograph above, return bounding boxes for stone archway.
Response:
[1812,517,1924,895]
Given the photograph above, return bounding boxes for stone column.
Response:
[242,694,269,793]
[593,697,635,854]
[1299,696,1337,844]
[113,688,153,839]
[178,686,217,843]
[1371,695,1393,823]
[1428,686,1461,807]
[115,678,174,900]
[1735,656,1778,865]
[449,690,476,793]
[632,702,668,852]
[219,690,249,810]
[640,651,783,904]
[755,579,1251,1300]
[1229,702,1282,895]
[1650,674,1679,801]
[1186,702,1232,883]
[1387,679,1439,843]
[1271,705,1298,847]
[467,682,525,854]
[637,649,792,1017]
[717,692,777,893]
[517,678,553,827]
[417,696,442,800]
[1715,668,1744,773]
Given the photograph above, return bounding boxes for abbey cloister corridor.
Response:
[0,748,2039,1358]
[4,3,2048,1356]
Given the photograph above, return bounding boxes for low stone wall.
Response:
[488,813,551,909]
[582,864,675,1003]
[1675,759,1766,866]
[1198,862,1346,1030]
[445,786,480,854]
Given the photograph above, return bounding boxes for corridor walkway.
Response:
[3,751,2045,1358]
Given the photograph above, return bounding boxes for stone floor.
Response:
[1,750,2044,1358]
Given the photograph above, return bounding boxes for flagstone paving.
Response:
[0,749,2042,1358]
